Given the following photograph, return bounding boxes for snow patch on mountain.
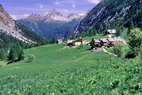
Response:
[24,9,86,22]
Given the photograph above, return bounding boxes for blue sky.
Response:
[0,0,101,20]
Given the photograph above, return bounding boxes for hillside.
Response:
[0,44,141,94]
[73,0,142,34]
[0,4,48,48]
[18,9,85,40]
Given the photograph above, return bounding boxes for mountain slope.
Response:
[18,9,85,39]
[0,4,47,45]
[73,0,142,34]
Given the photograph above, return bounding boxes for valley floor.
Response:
[0,44,141,95]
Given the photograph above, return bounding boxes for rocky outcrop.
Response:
[0,4,36,44]
[0,4,15,30]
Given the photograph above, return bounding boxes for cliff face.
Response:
[0,4,15,31]
[0,4,45,44]
[73,0,142,34]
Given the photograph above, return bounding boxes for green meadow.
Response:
[0,44,141,95]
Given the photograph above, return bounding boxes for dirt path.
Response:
[102,46,118,57]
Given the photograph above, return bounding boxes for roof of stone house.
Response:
[107,38,115,42]
[95,40,100,43]
[114,37,125,42]
[74,39,83,42]
[67,40,74,43]
[107,29,116,34]
[100,38,109,42]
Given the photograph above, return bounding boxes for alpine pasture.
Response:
[0,44,141,95]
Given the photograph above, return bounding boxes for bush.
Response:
[112,44,123,57]
[77,45,84,49]
[128,28,142,57]
[28,55,36,62]
[125,50,137,59]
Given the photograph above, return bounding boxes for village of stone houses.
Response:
[57,29,126,56]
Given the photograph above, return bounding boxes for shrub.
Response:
[125,50,136,58]
[77,45,84,49]
[28,55,36,62]
[128,28,142,57]
[112,44,123,57]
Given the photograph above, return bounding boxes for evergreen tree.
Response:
[8,47,17,62]
[14,43,22,56]
[90,38,96,50]
[18,49,24,61]
[88,29,94,37]
[0,49,6,60]
[51,37,58,44]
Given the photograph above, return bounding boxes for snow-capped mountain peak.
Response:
[42,9,68,22]
[18,8,86,39]
[29,13,40,17]
[67,13,86,21]
[78,13,86,16]
[22,9,86,22]
[25,13,41,22]
[43,9,63,17]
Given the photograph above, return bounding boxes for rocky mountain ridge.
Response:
[24,9,86,22]
[18,9,86,39]
[0,4,35,44]
[0,4,47,45]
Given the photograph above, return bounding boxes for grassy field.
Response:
[0,44,141,95]
[0,61,6,67]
